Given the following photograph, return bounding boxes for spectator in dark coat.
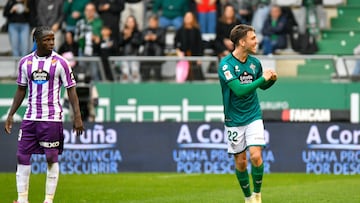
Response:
[214,4,240,58]
[100,26,118,81]
[3,0,31,56]
[141,15,166,81]
[261,5,288,55]
[29,0,64,50]
[58,31,79,68]
[93,0,124,44]
[119,15,142,82]
[174,11,204,81]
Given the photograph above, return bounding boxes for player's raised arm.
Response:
[4,85,27,134]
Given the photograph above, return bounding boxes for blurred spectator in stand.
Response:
[175,11,204,81]
[93,0,124,44]
[99,26,118,81]
[74,2,103,81]
[251,0,270,43]
[235,0,254,24]
[152,0,189,30]
[119,15,142,82]
[214,4,239,58]
[3,0,31,57]
[121,0,144,30]
[261,5,288,55]
[193,0,217,34]
[29,0,64,51]
[63,0,90,33]
[140,14,166,81]
[219,0,253,24]
[58,31,79,68]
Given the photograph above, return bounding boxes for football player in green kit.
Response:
[218,24,277,203]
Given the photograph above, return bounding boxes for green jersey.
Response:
[218,53,274,127]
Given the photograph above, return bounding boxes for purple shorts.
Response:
[17,120,64,155]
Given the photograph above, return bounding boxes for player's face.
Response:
[243,31,258,54]
[38,33,55,54]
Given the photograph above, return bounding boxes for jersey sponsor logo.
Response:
[39,141,60,148]
[31,69,50,85]
[224,70,233,80]
[239,71,253,84]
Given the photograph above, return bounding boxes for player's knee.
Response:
[17,152,31,165]
[234,155,247,170]
[250,151,262,165]
[45,149,59,164]
[236,161,247,171]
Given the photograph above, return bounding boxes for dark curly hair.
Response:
[33,26,52,42]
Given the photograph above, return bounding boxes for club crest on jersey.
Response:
[51,59,57,65]
[31,69,50,85]
[239,71,253,84]
[250,63,256,73]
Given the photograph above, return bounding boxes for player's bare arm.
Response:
[67,86,84,136]
[4,85,27,134]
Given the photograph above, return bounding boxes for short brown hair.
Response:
[230,24,255,46]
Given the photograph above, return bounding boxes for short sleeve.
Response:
[59,57,76,88]
[16,59,28,86]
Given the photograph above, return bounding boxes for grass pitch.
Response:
[1,173,359,203]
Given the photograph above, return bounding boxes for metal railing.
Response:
[0,55,359,82]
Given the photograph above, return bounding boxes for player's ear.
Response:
[239,38,245,47]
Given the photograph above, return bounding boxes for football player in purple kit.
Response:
[4,26,84,203]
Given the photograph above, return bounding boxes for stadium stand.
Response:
[0,0,359,82]
[297,58,334,80]
[316,0,360,55]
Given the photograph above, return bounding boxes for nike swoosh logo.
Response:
[242,184,250,189]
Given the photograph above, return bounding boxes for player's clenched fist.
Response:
[262,69,273,81]
[270,70,278,81]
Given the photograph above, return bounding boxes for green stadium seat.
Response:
[337,6,360,17]
[330,17,360,29]
[321,30,360,40]
[316,39,357,55]
[297,59,335,81]
[346,0,360,6]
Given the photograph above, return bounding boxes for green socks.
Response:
[235,163,264,197]
[251,163,264,193]
[235,169,252,197]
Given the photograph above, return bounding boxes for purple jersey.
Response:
[17,51,76,121]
